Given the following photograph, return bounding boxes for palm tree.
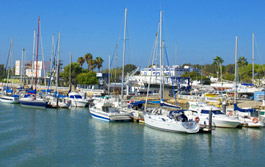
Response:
[77,57,85,67]
[90,60,97,71]
[213,56,224,65]
[84,53,93,70]
[95,57,104,72]
[238,56,248,81]
[213,56,224,80]
[238,56,248,67]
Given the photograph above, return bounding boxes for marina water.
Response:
[0,103,264,167]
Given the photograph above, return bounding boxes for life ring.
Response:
[252,117,258,124]
[229,111,233,116]
[195,117,200,123]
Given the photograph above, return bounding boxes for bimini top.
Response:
[234,104,256,113]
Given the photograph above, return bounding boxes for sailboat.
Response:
[89,8,131,121]
[0,38,20,104]
[46,33,71,108]
[228,36,264,128]
[20,17,47,108]
[143,11,200,133]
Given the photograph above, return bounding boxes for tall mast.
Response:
[200,58,203,85]
[31,29,36,87]
[69,52,72,91]
[162,40,165,98]
[108,55,111,94]
[121,8,127,100]
[56,32,61,93]
[22,49,26,86]
[40,23,46,87]
[7,38,13,88]
[115,44,118,83]
[20,49,25,87]
[175,43,177,65]
[234,36,238,104]
[51,34,54,71]
[35,17,40,90]
[252,32,255,84]
[159,11,163,101]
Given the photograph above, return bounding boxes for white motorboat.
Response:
[227,104,264,128]
[47,96,70,108]
[144,107,200,133]
[89,98,131,121]
[68,92,88,107]
[0,94,20,104]
[188,102,241,128]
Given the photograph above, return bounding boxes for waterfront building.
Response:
[15,60,50,77]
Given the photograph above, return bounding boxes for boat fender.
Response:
[252,117,258,124]
[195,117,200,123]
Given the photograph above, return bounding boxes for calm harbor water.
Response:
[0,103,264,167]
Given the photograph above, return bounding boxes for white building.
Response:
[128,65,199,86]
[15,60,50,77]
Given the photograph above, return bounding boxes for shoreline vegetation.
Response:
[1,56,264,87]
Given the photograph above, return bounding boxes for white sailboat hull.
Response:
[144,114,200,133]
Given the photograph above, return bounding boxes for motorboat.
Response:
[188,101,241,128]
[47,95,70,108]
[89,97,131,121]
[0,94,20,104]
[0,86,20,104]
[226,104,264,128]
[68,92,88,107]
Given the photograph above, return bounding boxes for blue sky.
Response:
[1,0,265,70]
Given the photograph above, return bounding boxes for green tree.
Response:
[181,71,210,84]
[213,56,224,65]
[77,57,85,67]
[77,71,98,85]
[60,62,83,85]
[238,56,248,67]
[84,53,93,70]
[95,57,104,72]
[124,64,137,74]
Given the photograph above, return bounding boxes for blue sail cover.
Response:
[234,104,255,113]
[149,101,160,104]
[130,101,145,106]
[27,89,36,94]
[54,91,67,98]
[160,101,181,109]
[5,86,13,93]
[41,89,52,93]
[241,83,254,86]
